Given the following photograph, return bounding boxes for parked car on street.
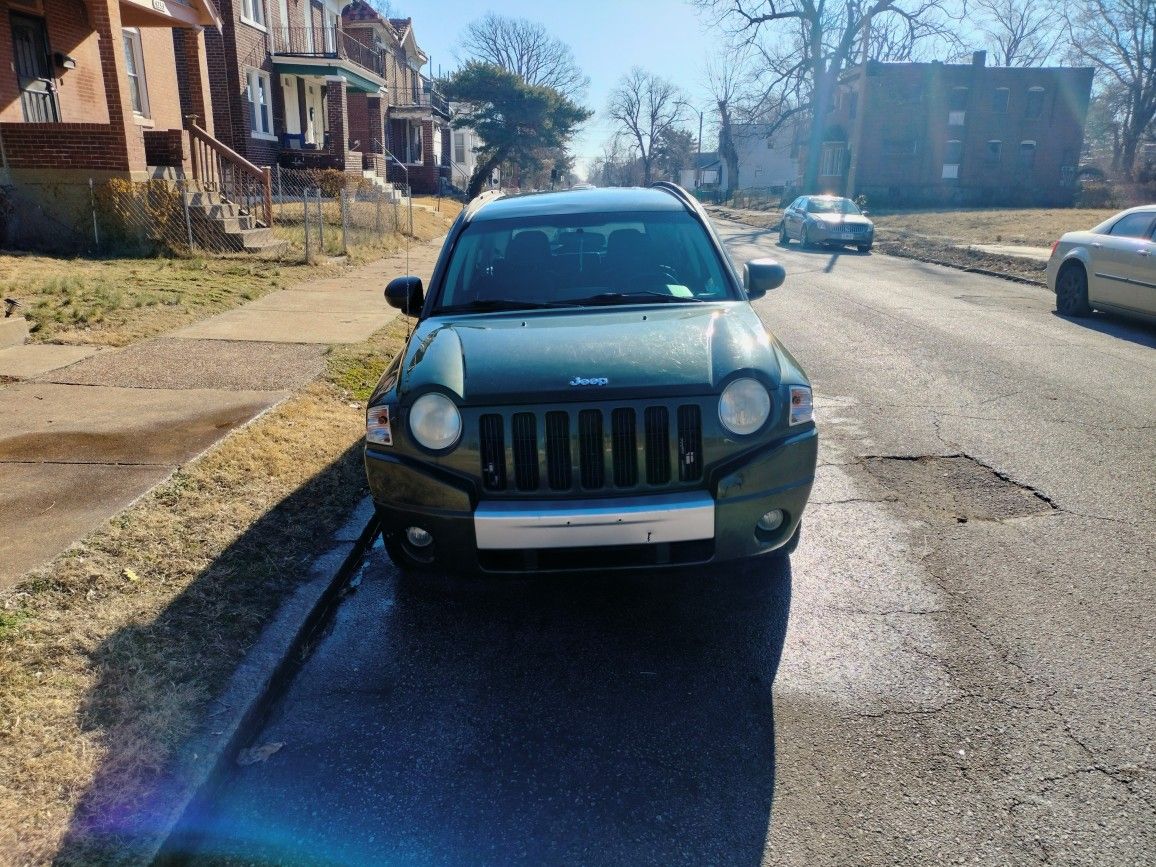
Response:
[364,184,817,576]
[779,195,875,252]
[1047,205,1156,321]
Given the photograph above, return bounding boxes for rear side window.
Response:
[1106,212,1156,239]
[436,210,737,309]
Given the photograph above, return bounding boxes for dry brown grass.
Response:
[0,321,410,864]
[870,207,1119,248]
[0,256,296,348]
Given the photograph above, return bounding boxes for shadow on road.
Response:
[168,550,793,865]
[1051,309,1156,349]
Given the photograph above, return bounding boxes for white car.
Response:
[1047,205,1156,321]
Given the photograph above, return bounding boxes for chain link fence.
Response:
[76,169,414,260]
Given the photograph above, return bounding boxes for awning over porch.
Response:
[270,58,384,94]
[118,0,222,29]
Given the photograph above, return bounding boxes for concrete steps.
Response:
[152,166,286,257]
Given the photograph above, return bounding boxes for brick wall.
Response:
[0,123,131,170]
[143,129,185,166]
[838,60,1093,206]
[0,0,109,124]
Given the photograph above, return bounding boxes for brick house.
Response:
[342,6,450,193]
[821,52,1094,207]
[0,0,219,245]
[204,0,448,193]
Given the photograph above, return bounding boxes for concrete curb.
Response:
[147,496,380,863]
[876,247,1048,288]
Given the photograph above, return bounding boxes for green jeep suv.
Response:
[364,183,817,575]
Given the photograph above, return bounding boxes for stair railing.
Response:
[186,116,273,227]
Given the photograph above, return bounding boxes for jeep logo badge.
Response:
[570,376,609,386]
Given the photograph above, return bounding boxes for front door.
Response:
[10,13,59,123]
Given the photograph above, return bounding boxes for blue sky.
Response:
[405,0,730,177]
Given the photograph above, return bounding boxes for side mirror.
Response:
[745,258,786,300]
[385,276,424,317]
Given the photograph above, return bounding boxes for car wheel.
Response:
[1055,262,1092,317]
[802,225,816,249]
[857,244,872,253]
[778,222,790,246]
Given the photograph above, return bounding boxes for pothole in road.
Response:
[862,455,1058,522]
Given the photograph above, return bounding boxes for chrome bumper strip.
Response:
[474,492,715,550]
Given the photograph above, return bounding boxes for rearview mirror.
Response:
[745,258,786,300]
[385,276,424,317]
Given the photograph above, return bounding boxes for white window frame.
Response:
[1019,140,1037,171]
[241,0,266,31]
[246,68,276,140]
[122,28,150,120]
[1026,87,1045,120]
[819,143,846,177]
[942,139,962,179]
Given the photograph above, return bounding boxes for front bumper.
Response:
[813,223,873,246]
[365,427,817,573]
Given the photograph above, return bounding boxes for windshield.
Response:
[434,209,737,312]
[806,198,861,215]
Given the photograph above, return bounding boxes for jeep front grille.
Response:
[479,404,704,494]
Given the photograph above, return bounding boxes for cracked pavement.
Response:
[721,221,1156,865]
[176,220,1154,866]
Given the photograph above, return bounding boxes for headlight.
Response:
[789,385,814,426]
[409,393,462,450]
[719,377,771,435]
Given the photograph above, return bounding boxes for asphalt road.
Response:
[173,220,1156,866]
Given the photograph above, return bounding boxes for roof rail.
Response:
[463,188,505,222]
[650,181,694,206]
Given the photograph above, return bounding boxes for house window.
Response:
[241,0,265,28]
[1026,87,1044,119]
[246,69,273,138]
[985,140,1002,163]
[122,28,149,118]
[407,123,423,163]
[1019,140,1037,171]
[948,87,968,126]
[819,142,846,177]
[942,139,962,179]
[992,87,1010,113]
[453,132,466,164]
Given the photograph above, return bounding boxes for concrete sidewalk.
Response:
[0,242,442,590]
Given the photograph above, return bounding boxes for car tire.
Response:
[779,222,790,246]
[1055,262,1092,317]
[802,225,816,249]
[857,244,872,253]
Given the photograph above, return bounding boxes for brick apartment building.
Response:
[0,0,218,245]
[204,0,449,192]
[820,51,1094,206]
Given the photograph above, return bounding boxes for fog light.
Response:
[405,526,433,548]
[757,510,784,532]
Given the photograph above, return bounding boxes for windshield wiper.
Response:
[574,292,705,305]
[436,298,579,313]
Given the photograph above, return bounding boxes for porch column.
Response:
[325,75,351,167]
[85,0,141,173]
[176,28,214,136]
[365,94,385,153]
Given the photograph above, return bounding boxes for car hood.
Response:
[396,303,790,404]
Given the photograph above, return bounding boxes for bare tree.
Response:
[1067,0,1156,180]
[705,49,752,196]
[457,13,589,100]
[973,0,1064,66]
[697,0,961,192]
[607,68,689,185]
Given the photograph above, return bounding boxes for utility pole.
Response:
[697,110,703,190]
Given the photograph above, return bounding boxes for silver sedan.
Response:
[1047,205,1156,321]
[779,195,875,253]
